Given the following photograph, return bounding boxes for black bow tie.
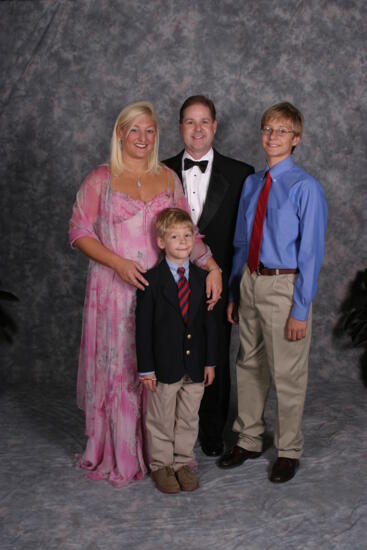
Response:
[183,158,208,173]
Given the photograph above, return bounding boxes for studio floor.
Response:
[1,364,366,550]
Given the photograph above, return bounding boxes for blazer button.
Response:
[186,350,190,356]
[187,334,192,339]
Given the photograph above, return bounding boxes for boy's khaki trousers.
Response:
[146,375,204,471]
[234,266,312,459]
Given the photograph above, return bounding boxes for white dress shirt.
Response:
[182,148,214,225]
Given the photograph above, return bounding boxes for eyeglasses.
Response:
[261,127,295,137]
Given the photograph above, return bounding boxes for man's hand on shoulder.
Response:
[287,317,307,341]
[205,267,222,310]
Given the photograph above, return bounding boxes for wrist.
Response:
[205,257,220,273]
[109,253,123,271]
[139,373,156,380]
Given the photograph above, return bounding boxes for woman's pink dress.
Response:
[69,165,210,487]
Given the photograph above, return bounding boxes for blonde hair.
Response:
[110,101,160,176]
[261,101,304,136]
[155,208,194,239]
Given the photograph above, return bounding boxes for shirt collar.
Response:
[266,155,295,180]
[166,257,190,272]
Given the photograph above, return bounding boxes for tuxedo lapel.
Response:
[198,150,230,232]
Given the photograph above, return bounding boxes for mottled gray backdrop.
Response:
[1,0,366,387]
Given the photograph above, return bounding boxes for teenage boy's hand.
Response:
[140,375,157,392]
[204,367,215,387]
[287,317,307,340]
[227,302,239,324]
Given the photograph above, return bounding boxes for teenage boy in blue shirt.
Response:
[218,102,327,483]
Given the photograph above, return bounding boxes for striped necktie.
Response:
[177,267,190,324]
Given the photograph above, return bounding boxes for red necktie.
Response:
[247,171,272,273]
[177,267,190,324]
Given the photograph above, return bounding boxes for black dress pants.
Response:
[198,292,231,446]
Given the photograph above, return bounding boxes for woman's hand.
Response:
[205,268,222,310]
[74,237,149,290]
[113,257,149,290]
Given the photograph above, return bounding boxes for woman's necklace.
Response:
[124,168,145,189]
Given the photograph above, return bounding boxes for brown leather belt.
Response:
[257,264,299,276]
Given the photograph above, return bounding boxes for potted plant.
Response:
[0,283,19,343]
[336,269,367,385]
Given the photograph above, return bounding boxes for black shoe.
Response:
[200,440,224,457]
[217,445,262,469]
[270,458,299,483]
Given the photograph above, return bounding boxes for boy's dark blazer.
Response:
[136,260,217,384]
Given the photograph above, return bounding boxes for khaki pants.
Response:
[234,266,312,459]
[146,375,204,472]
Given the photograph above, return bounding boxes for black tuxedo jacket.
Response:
[135,260,217,384]
[163,149,254,279]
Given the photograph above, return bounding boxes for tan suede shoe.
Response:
[151,467,180,494]
[176,465,199,492]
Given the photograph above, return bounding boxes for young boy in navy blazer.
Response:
[136,208,216,494]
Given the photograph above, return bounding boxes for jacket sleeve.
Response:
[135,276,156,375]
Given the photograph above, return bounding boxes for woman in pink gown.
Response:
[69,101,221,487]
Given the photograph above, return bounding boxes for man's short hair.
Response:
[155,208,194,239]
[261,102,304,136]
[179,95,216,123]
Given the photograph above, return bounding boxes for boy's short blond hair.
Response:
[155,208,194,239]
[261,101,304,136]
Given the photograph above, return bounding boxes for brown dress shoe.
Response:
[217,445,262,469]
[152,467,180,494]
[176,465,199,492]
[270,458,299,483]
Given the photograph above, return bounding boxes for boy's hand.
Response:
[204,367,215,387]
[227,302,239,324]
[287,317,307,340]
[140,375,157,392]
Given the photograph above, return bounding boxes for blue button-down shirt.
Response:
[229,156,328,320]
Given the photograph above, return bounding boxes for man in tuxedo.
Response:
[163,95,254,456]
